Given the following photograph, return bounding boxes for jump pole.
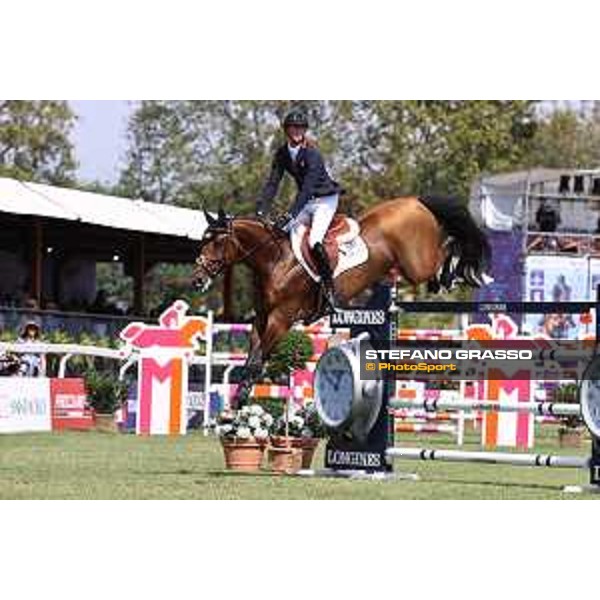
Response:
[386,447,590,470]
[390,399,581,417]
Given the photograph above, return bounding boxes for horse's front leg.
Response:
[232,310,292,407]
[259,309,293,360]
[232,317,266,408]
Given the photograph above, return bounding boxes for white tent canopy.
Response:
[0,177,208,240]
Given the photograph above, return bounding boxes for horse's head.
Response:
[193,208,236,292]
[194,210,283,292]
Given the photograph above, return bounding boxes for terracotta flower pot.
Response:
[298,438,320,470]
[270,435,301,448]
[267,445,303,474]
[221,438,266,472]
[94,413,118,433]
[269,436,320,470]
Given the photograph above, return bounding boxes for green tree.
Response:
[526,105,600,168]
[347,100,538,201]
[0,100,77,184]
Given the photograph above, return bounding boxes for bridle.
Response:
[195,218,286,283]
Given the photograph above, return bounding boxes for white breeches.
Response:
[291,194,339,248]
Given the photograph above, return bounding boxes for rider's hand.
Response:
[256,208,267,220]
[274,212,292,231]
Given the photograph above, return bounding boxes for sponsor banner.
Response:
[524,255,591,338]
[331,309,387,327]
[589,259,600,337]
[0,378,52,433]
[186,391,204,411]
[50,378,93,431]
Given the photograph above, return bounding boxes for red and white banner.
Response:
[0,377,93,434]
[50,378,94,431]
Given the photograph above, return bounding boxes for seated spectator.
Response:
[536,199,561,233]
[90,290,111,314]
[16,321,46,377]
[0,352,21,376]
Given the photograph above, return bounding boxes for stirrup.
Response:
[321,283,339,313]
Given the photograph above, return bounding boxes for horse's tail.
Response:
[419,196,492,289]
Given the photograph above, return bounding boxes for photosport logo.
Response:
[360,339,596,381]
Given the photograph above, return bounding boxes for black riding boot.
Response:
[311,242,337,311]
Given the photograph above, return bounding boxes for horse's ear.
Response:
[218,207,227,224]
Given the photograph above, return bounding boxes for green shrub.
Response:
[84,369,129,414]
[553,383,582,429]
[266,330,313,382]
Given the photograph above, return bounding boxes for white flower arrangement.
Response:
[274,403,325,439]
[218,404,274,441]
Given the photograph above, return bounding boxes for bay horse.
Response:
[193,196,490,403]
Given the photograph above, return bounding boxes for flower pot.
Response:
[270,435,301,448]
[558,428,583,449]
[94,413,118,433]
[221,438,266,472]
[269,436,320,470]
[267,445,303,474]
[298,438,320,470]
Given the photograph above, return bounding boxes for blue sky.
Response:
[70,100,134,184]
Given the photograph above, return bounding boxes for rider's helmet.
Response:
[283,108,309,130]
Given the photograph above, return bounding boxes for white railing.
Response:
[0,342,123,378]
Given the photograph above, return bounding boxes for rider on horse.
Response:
[256,108,343,310]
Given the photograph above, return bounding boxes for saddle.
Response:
[290,214,368,282]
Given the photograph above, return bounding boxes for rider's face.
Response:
[285,125,306,146]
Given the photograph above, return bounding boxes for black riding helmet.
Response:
[283,108,309,130]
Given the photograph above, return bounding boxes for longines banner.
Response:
[0,378,52,433]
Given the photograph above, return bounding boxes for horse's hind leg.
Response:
[390,211,446,287]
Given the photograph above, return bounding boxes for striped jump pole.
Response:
[395,423,458,435]
[390,398,581,417]
[393,410,465,422]
[386,447,590,470]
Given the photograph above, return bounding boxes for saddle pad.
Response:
[290,217,369,282]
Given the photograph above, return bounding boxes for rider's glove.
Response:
[256,208,267,220]
[274,212,292,231]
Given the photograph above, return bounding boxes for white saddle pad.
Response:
[290,219,369,282]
